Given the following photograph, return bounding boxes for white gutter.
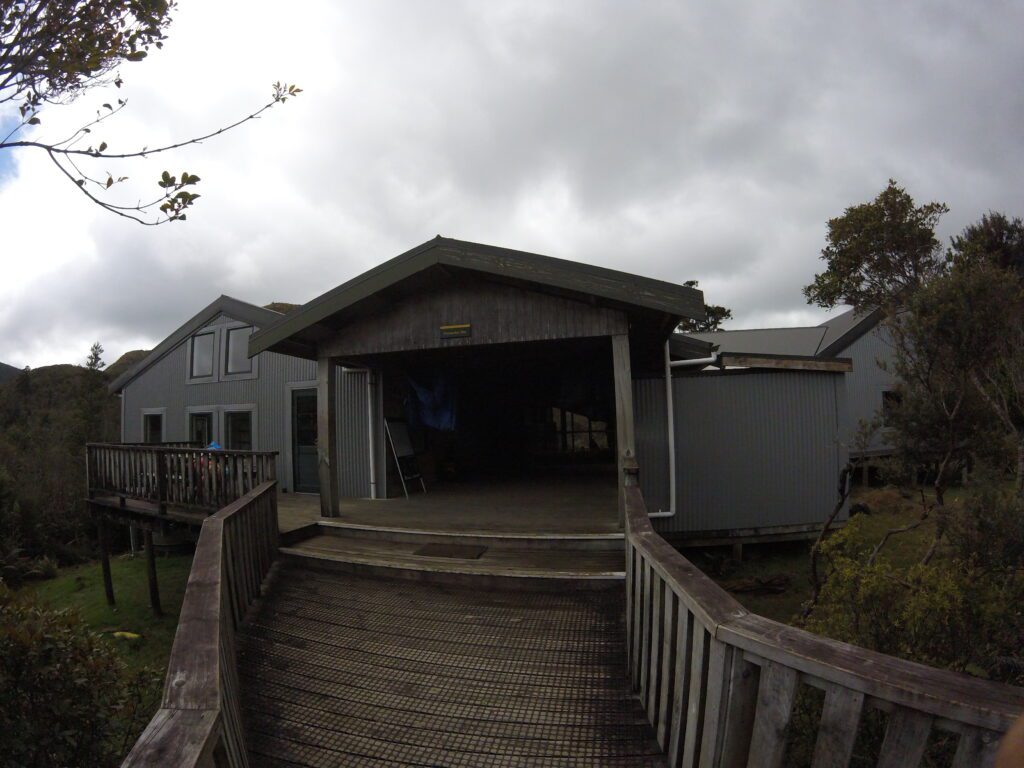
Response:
[649,341,718,518]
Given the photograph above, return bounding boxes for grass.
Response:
[689,484,945,625]
[22,549,194,674]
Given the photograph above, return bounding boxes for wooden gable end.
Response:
[321,275,628,358]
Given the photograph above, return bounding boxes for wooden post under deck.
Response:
[143,530,163,617]
[317,356,340,517]
[98,517,115,606]
[612,333,636,529]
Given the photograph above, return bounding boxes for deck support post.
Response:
[98,517,115,607]
[612,333,636,529]
[317,356,340,517]
[143,530,163,618]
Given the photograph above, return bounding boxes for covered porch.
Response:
[250,237,703,538]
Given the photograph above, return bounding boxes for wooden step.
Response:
[285,519,624,550]
[280,533,625,591]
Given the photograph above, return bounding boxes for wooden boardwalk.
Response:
[238,562,665,767]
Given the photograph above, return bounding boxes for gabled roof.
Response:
[685,327,828,357]
[816,306,882,357]
[682,306,884,360]
[249,236,705,358]
[108,296,285,393]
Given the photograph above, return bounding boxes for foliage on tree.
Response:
[950,211,1024,276]
[86,341,105,370]
[0,1,300,224]
[804,180,948,314]
[676,280,733,332]
[0,585,160,768]
[0,362,120,563]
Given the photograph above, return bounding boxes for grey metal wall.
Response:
[634,370,848,536]
[122,315,373,497]
[841,326,896,455]
[337,369,373,498]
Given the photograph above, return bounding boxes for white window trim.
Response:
[186,328,219,385]
[221,322,259,382]
[220,403,258,451]
[140,407,168,443]
[185,405,217,445]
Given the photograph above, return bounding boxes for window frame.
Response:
[222,323,258,381]
[185,406,216,447]
[186,329,218,384]
[220,404,257,451]
[141,407,167,444]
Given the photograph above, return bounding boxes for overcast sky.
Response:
[1,1,1022,369]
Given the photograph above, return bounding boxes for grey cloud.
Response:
[1,0,1023,367]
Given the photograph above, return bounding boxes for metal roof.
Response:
[685,327,828,357]
[816,306,882,357]
[249,236,706,358]
[108,295,285,394]
[683,306,883,360]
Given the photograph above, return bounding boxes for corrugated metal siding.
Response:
[337,369,371,497]
[634,370,849,536]
[841,326,896,454]
[123,338,317,489]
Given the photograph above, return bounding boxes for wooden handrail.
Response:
[122,480,279,768]
[623,459,1024,767]
[86,443,277,514]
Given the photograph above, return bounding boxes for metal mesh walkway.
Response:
[238,562,665,767]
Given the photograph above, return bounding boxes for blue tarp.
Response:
[406,371,457,432]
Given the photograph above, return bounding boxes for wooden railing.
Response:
[122,480,279,768]
[86,443,276,513]
[623,457,1024,768]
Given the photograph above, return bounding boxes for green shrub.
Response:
[0,586,160,768]
[947,471,1024,571]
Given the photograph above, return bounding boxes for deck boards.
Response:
[239,563,665,767]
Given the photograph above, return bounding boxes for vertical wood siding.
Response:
[634,371,848,535]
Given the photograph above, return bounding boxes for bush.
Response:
[947,470,1024,571]
[0,586,160,768]
[806,511,1024,685]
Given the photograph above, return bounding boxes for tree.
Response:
[0,1,300,224]
[677,280,732,332]
[804,180,948,314]
[949,211,1024,277]
[85,341,104,370]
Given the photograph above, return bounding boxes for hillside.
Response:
[106,349,150,381]
[0,361,19,385]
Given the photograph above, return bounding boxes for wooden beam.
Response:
[144,529,163,618]
[317,356,340,517]
[718,354,853,373]
[98,517,115,607]
[612,333,635,528]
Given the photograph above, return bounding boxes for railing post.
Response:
[157,449,168,514]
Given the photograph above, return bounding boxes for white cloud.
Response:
[1,0,1023,368]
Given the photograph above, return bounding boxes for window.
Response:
[882,390,901,426]
[143,413,163,444]
[190,332,215,378]
[189,412,213,446]
[225,411,253,450]
[551,407,610,453]
[225,326,253,375]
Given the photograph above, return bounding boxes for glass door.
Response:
[292,389,319,493]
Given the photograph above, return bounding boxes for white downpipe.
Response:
[367,369,378,499]
[649,343,719,518]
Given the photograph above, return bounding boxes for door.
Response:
[292,389,319,493]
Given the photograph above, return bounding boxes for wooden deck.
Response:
[238,562,664,767]
[277,472,619,535]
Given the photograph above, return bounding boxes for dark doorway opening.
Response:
[292,388,319,493]
[372,337,617,523]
